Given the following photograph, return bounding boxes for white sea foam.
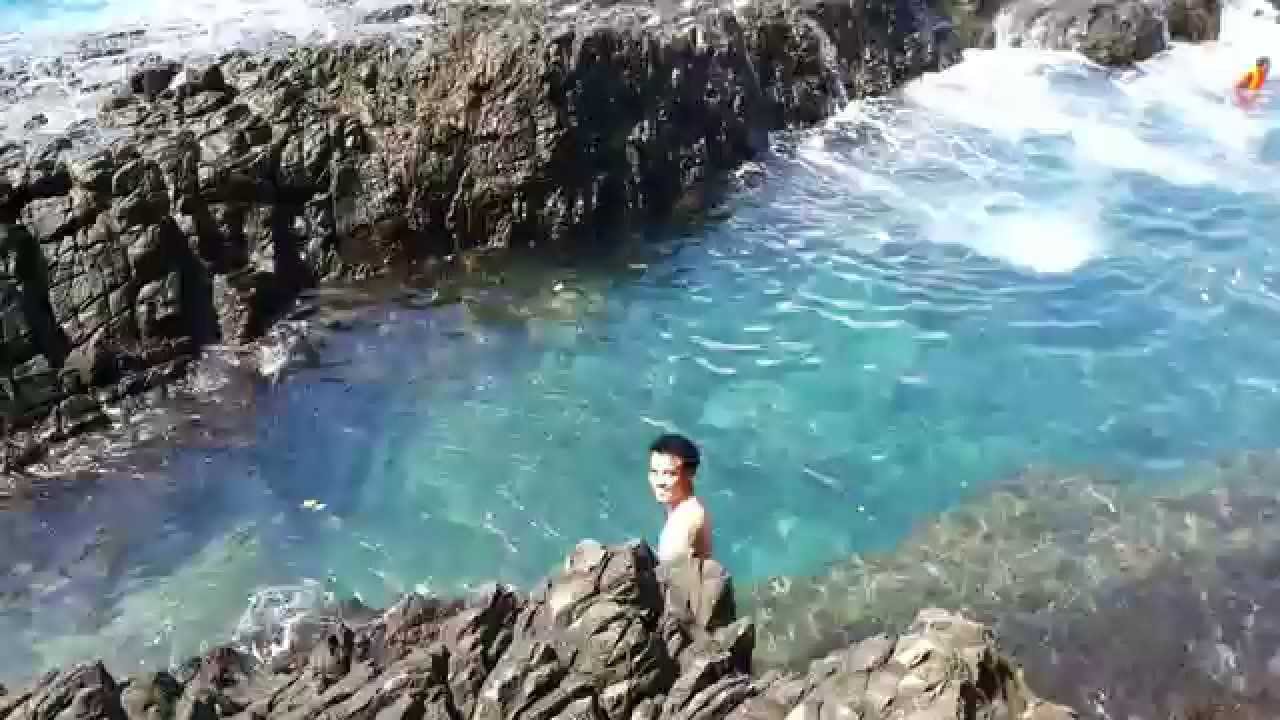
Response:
[789,0,1280,274]
[0,0,425,141]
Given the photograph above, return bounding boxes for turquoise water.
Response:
[5,0,1280,685]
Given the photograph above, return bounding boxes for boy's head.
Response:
[647,433,700,506]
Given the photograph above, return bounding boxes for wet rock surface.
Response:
[995,0,1167,64]
[979,0,1220,63]
[0,540,1075,720]
[1168,0,1222,41]
[0,0,957,471]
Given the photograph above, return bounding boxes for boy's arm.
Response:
[687,503,711,558]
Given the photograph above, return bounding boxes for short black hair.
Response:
[1260,56,1271,66]
[649,433,700,473]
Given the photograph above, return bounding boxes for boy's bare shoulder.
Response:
[683,496,709,523]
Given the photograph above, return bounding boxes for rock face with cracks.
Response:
[978,0,1220,63]
[0,540,1076,720]
[0,0,957,471]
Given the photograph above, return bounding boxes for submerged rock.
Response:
[0,0,957,472]
[745,450,1280,719]
[0,540,1075,720]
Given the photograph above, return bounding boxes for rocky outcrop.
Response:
[975,0,1219,63]
[0,540,1076,720]
[0,0,957,471]
[1167,0,1221,41]
[995,0,1167,64]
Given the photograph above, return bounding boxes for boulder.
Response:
[0,540,1075,720]
[997,0,1167,65]
[1168,0,1221,41]
[359,3,425,25]
[0,0,958,471]
[0,661,127,720]
[955,0,1223,53]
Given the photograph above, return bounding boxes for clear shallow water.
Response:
[4,0,1280,686]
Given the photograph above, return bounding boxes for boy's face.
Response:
[648,452,690,505]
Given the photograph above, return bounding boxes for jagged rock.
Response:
[119,671,182,720]
[129,62,183,100]
[954,0,1221,51]
[662,555,738,633]
[172,646,260,718]
[3,661,127,720]
[75,30,148,63]
[0,0,957,470]
[997,0,1166,64]
[1168,0,1221,40]
[360,3,426,24]
[1,541,1071,720]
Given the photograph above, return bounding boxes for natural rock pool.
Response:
[4,0,1280,707]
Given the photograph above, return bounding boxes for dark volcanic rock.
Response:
[997,0,1166,64]
[0,0,957,470]
[360,2,427,24]
[129,62,183,100]
[2,661,127,720]
[1168,0,1222,41]
[955,0,1222,56]
[0,540,1077,720]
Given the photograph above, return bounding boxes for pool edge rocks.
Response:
[0,0,959,473]
[0,540,1078,720]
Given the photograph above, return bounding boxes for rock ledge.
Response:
[0,0,957,471]
[0,540,1077,720]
